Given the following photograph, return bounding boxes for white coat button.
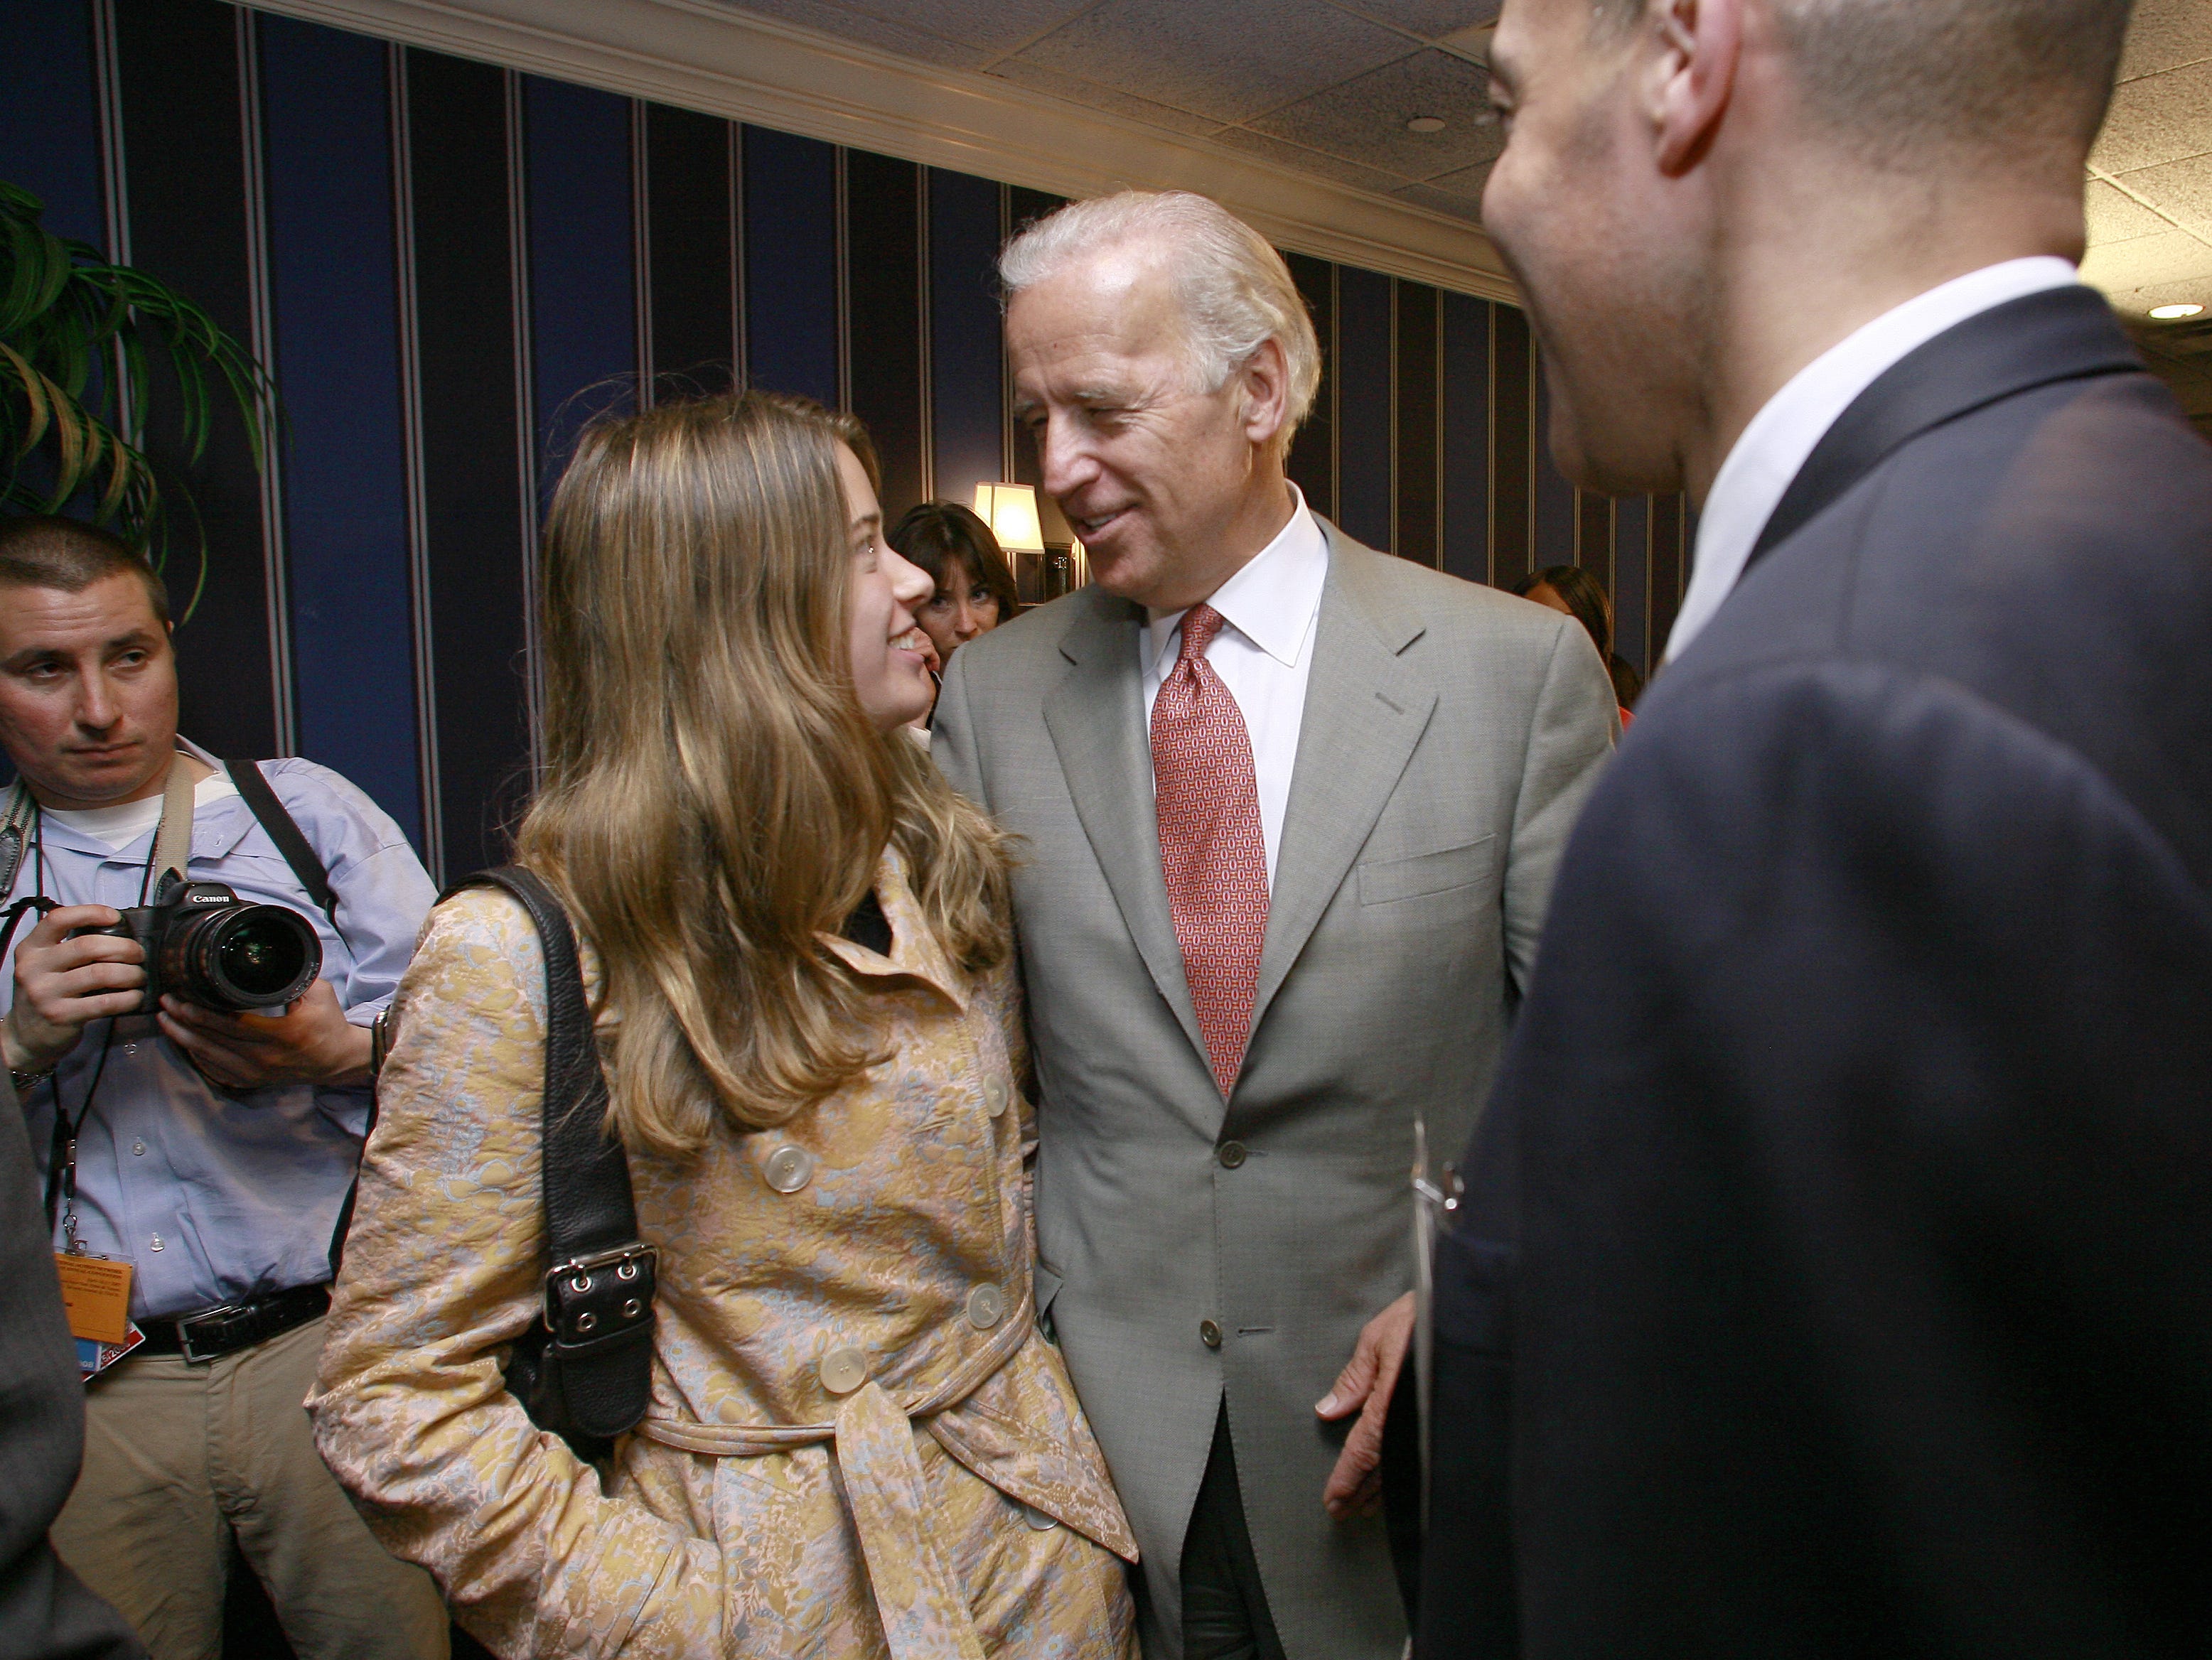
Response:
[984,1078,1009,1118]
[763,1145,815,1194]
[132,1140,146,1156]
[820,1346,868,1395]
[1023,1504,1058,1531]
[966,1283,1004,1330]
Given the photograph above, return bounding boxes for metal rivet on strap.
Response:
[966,1283,1005,1330]
[763,1145,815,1195]
[820,1345,868,1396]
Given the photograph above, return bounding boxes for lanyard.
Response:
[17,757,198,1246]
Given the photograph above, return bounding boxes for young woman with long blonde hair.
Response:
[309,392,1137,1657]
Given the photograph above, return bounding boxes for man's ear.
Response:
[1649,0,1741,176]
[1237,336,1292,451]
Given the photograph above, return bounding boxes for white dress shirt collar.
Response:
[1145,483,1328,676]
[1666,256,2082,662]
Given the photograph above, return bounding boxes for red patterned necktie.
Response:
[1151,603,1269,1099]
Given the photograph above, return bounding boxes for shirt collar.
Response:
[1666,256,2082,663]
[1147,483,1329,674]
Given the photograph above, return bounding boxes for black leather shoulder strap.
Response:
[1746,285,2144,575]
[229,760,340,931]
[444,866,642,1267]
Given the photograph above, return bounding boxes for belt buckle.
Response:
[542,1244,657,1335]
[176,1301,248,1364]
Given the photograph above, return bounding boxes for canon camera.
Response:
[73,880,322,1013]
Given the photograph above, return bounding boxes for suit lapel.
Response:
[1249,527,1437,1046]
[1748,285,2142,571]
[1041,591,1210,1069]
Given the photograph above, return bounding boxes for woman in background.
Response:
[891,502,1023,668]
[310,392,1137,1658]
[1515,564,1644,727]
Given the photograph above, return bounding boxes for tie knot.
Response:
[1179,603,1227,662]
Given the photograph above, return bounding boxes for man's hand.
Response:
[3,904,146,1076]
[1316,1290,1415,1519]
[157,979,372,1090]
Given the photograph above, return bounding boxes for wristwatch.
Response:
[368,1008,394,1084]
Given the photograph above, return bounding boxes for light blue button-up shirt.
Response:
[3,740,436,1320]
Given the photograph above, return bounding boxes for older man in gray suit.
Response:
[932,190,1615,1660]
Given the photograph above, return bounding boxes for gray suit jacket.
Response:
[933,521,1616,1659]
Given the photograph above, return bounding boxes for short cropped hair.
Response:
[0,514,170,625]
[1593,0,2130,163]
[999,191,1322,448]
[888,502,1022,623]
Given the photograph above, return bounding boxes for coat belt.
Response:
[634,1294,1032,1660]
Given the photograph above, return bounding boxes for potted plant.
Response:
[1,179,274,618]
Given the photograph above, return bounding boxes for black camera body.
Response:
[73,880,322,1013]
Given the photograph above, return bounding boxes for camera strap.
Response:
[226,762,338,933]
[149,755,196,902]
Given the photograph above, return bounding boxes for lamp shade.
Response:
[972,482,1046,553]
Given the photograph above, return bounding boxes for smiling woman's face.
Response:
[837,443,935,733]
[918,555,1004,662]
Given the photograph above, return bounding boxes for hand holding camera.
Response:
[1,902,149,1079]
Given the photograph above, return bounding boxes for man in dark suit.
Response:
[0,1072,145,1660]
[1417,0,2212,1654]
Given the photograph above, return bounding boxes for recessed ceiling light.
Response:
[2149,302,2204,320]
[1407,116,1447,133]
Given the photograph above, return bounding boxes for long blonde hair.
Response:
[516,391,1012,1158]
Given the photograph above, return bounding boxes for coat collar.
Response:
[819,843,969,1011]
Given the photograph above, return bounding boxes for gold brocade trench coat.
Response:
[308,852,1138,1659]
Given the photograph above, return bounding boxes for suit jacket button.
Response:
[820,1346,868,1395]
[1216,1141,1247,1169]
[763,1145,815,1193]
[967,1283,1005,1329]
[1199,1318,1223,1349]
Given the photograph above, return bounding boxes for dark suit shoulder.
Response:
[1664,367,2212,888]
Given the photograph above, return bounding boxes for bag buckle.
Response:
[542,1244,657,1344]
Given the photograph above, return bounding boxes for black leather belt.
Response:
[136,1283,331,1363]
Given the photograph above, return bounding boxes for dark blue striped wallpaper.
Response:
[1,0,1685,877]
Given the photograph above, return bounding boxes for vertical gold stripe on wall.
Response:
[388,43,443,875]
[916,163,934,502]
[833,144,852,415]
[235,5,295,755]
[502,68,544,776]
[631,99,654,401]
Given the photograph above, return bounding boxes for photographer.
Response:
[0,516,445,1660]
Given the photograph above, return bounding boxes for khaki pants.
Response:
[53,1313,448,1660]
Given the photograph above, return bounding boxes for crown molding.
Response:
[241,0,1522,303]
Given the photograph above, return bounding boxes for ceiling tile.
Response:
[1423,158,1495,200]
[2079,227,2212,296]
[2110,151,2212,239]
[1206,126,1414,193]
[862,0,1099,55]
[2091,60,2212,173]
[1392,180,1483,222]
[986,59,1226,137]
[1247,48,1502,177]
[2085,179,2176,246]
[720,0,984,65]
[2118,0,2212,82]
[1014,0,1414,124]
[1326,0,1503,40]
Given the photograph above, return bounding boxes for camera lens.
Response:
[169,904,321,1010]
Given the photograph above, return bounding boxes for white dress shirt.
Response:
[1666,256,2083,662]
[1142,484,1330,888]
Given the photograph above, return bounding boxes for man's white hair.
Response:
[999,191,1322,444]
